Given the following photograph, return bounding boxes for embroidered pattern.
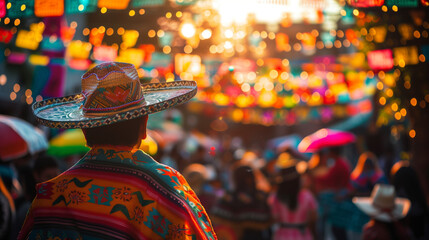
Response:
[144,208,172,239]
[88,184,114,206]
[20,147,217,240]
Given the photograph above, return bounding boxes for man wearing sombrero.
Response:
[18,62,217,240]
[353,184,413,240]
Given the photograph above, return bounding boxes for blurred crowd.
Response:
[1,126,429,240]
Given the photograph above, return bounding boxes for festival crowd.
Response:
[0,62,428,240]
[1,127,428,240]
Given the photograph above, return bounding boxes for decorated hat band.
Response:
[32,62,197,129]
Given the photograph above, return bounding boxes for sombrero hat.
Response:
[32,62,197,129]
[353,184,411,222]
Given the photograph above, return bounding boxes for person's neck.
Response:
[91,144,135,151]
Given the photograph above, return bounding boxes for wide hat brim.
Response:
[353,197,411,222]
[33,81,197,129]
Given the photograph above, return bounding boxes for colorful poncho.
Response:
[18,146,217,240]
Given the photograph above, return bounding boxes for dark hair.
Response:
[33,155,58,174]
[233,165,256,195]
[276,166,301,210]
[83,116,145,147]
[392,166,428,214]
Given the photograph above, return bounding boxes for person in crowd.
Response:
[350,152,388,196]
[32,155,61,185]
[391,161,429,240]
[353,184,414,240]
[309,147,351,240]
[183,163,218,213]
[269,153,318,240]
[11,155,60,240]
[18,62,216,240]
[211,163,271,240]
[311,147,351,193]
[0,176,15,240]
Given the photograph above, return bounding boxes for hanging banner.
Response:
[0,0,5,18]
[6,0,34,18]
[337,53,366,69]
[43,17,63,36]
[276,33,290,52]
[89,28,104,46]
[158,32,173,47]
[116,48,144,67]
[67,40,92,59]
[0,28,14,43]
[346,71,366,100]
[69,59,91,70]
[398,24,414,40]
[93,45,118,62]
[385,0,418,7]
[372,26,387,43]
[65,0,97,14]
[122,30,139,48]
[41,63,65,98]
[347,0,384,7]
[15,29,43,50]
[393,46,419,66]
[301,32,316,56]
[29,54,50,66]
[217,58,256,76]
[175,53,202,76]
[300,0,326,9]
[139,44,156,62]
[132,0,165,7]
[7,52,27,64]
[175,0,197,5]
[98,0,130,9]
[345,29,357,42]
[16,22,45,50]
[60,26,75,43]
[367,49,394,71]
[41,37,65,51]
[35,0,64,17]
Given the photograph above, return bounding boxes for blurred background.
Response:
[1,1,429,239]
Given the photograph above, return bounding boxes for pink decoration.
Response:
[298,128,356,153]
[0,0,5,18]
[7,52,27,64]
[367,49,394,71]
[347,0,384,7]
[93,45,118,62]
[69,59,91,70]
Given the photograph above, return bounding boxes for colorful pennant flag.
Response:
[35,0,64,17]
[0,0,5,18]
[67,40,92,59]
[367,49,394,71]
[132,0,165,7]
[122,30,139,48]
[98,0,130,9]
[93,45,118,62]
[393,46,419,66]
[65,0,97,14]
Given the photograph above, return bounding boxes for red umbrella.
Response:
[298,128,356,153]
[0,115,48,161]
